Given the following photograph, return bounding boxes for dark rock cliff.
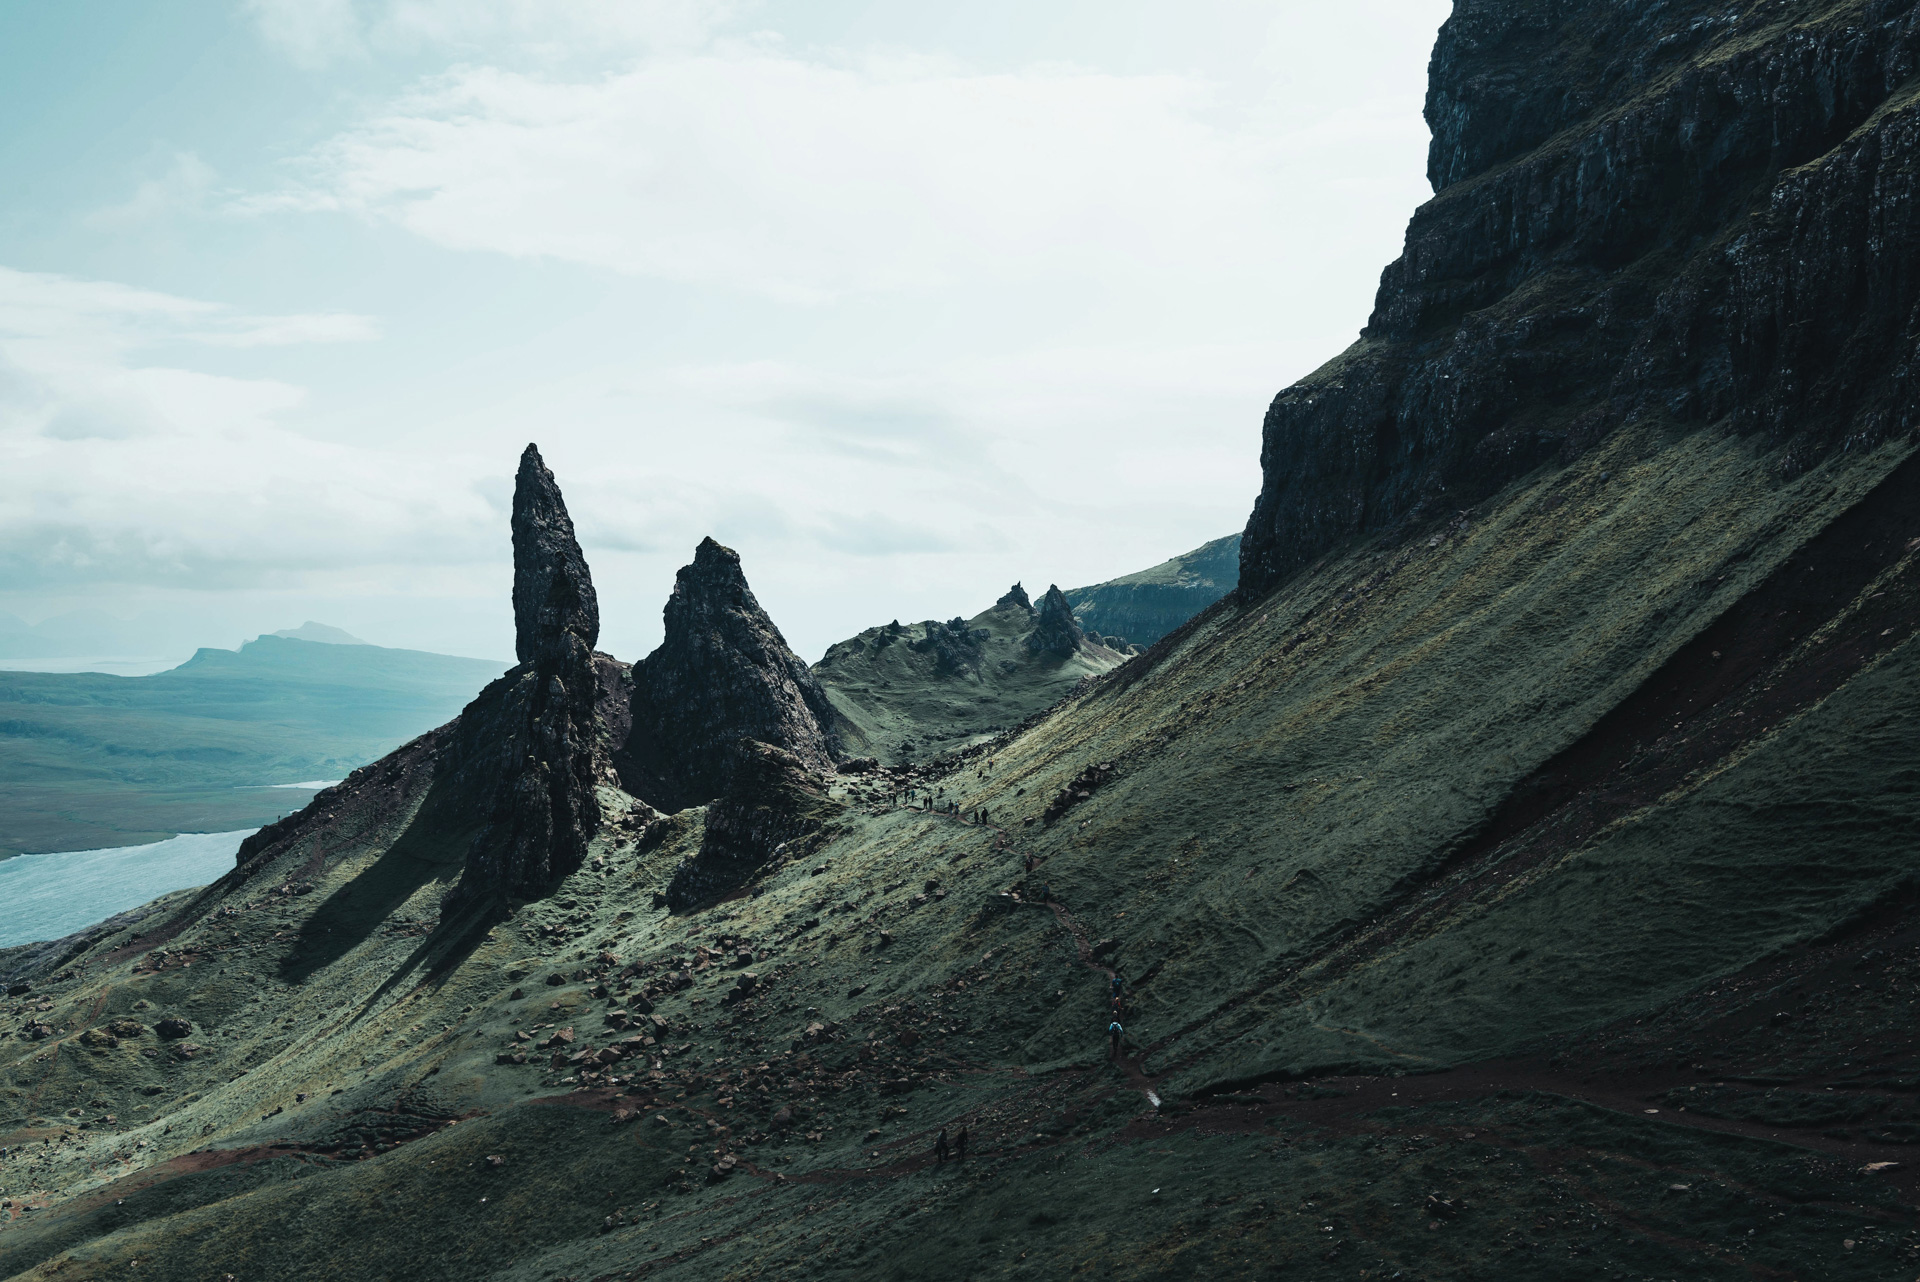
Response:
[1241,0,1920,597]
[662,739,846,911]
[1066,534,1239,647]
[615,538,839,813]
[445,446,606,908]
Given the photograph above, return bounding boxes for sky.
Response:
[0,0,1450,665]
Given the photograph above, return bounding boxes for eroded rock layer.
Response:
[1241,0,1920,597]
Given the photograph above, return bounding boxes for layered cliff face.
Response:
[615,538,839,813]
[444,445,606,908]
[1241,0,1920,596]
[1064,533,1239,648]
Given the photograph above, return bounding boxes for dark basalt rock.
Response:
[907,617,987,676]
[663,739,845,911]
[446,445,606,908]
[512,444,599,668]
[617,538,838,813]
[1025,584,1085,657]
[996,582,1033,612]
[1240,0,1920,599]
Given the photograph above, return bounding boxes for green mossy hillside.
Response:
[3,423,1918,1278]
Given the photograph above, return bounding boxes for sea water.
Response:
[0,830,255,948]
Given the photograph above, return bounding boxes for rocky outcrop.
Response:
[616,538,838,813]
[815,582,1125,764]
[1240,0,1920,598]
[1025,585,1085,657]
[446,445,605,907]
[663,740,845,911]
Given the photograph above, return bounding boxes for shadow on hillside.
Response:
[277,783,477,987]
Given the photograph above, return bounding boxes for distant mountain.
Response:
[1063,532,1239,648]
[813,583,1125,764]
[0,636,507,857]
[267,621,368,645]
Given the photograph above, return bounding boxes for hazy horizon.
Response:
[0,0,1448,663]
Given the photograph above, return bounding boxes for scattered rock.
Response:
[155,1018,192,1040]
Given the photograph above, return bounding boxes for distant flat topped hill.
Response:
[0,636,507,857]
[813,583,1127,765]
[267,621,368,645]
[1063,532,1239,648]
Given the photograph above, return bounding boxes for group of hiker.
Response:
[894,789,993,825]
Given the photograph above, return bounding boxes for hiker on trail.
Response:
[1111,975,1123,1001]
[1108,1021,1123,1060]
[954,1127,968,1160]
[934,1128,950,1162]
[1024,853,1037,875]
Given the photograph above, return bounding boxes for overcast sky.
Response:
[0,0,1449,664]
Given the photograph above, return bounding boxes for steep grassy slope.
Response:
[1065,534,1240,648]
[1,421,1916,1279]
[0,638,506,855]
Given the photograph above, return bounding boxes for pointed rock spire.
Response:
[615,537,839,812]
[1026,584,1086,657]
[512,443,598,666]
[445,444,606,910]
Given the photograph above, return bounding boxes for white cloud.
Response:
[0,268,378,353]
[0,268,471,591]
[241,0,736,68]
[240,0,366,70]
[85,153,219,229]
[38,0,1449,660]
[247,47,1420,306]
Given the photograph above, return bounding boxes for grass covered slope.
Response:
[815,591,1124,765]
[2,423,1918,1280]
[0,637,506,856]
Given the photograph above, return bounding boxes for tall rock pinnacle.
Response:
[615,537,838,813]
[512,444,599,666]
[445,444,605,909]
[1026,584,1085,657]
